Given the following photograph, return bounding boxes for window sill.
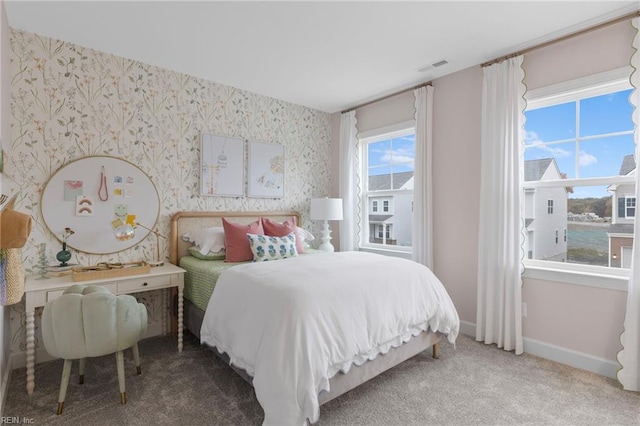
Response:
[523,263,628,292]
[359,246,412,260]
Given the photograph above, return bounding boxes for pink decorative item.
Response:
[222,218,264,262]
[261,216,305,254]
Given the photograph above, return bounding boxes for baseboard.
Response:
[456,320,618,379]
[1,354,11,417]
[10,322,164,370]
[10,348,56,370]
[459,320,476,338]
[523,337,619,379]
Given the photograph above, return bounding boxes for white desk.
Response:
[23,263,185,395]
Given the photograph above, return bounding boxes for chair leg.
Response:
[116,351,126,405]
[132,343,141,375]
[57,359,73,415]
[78,358,86,384]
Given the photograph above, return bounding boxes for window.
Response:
[626,196,636,218]
[360,122,415,251]
[523,68,634,275]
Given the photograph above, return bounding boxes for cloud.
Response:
[379,147,415,164]
[578,151,597,167]
[525,131,571,158]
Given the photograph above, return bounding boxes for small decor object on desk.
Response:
[71,261,150,282]
[35,243,49,280]
[135,222,166,266]
[310,197,344,252]
[56,227,74,267]
[45,264,75,277]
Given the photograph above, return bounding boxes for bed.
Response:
[169,211,460,425]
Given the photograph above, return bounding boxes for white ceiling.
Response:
[5,1,639,113]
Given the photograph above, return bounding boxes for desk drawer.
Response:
[46,283,117,302]
[117,275,172,293]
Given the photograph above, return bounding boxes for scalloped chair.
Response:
[42,284,148,414]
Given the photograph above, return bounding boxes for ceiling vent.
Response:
[418,59,449,72]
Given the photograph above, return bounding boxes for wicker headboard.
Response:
[169,211,302,264]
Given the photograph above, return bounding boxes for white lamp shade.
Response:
[310,198,343,221]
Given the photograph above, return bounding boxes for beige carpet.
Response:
[5,332,640,425]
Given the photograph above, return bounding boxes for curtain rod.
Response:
[341,81,432,114]
[482,10,640,68]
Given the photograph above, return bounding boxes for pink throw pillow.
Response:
[222,218,264,262]
[261,217,305,254]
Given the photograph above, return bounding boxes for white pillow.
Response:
[247,232,298,262]
[182,227,225,255]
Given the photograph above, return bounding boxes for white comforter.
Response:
[200,251,460,425]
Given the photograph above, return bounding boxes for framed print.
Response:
[248,141,284,198]
[200,133,244,197]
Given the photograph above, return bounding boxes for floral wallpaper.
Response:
[7,29,333,356]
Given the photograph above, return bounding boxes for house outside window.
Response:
[523,68,635,274]
[360,122,415,251]
[524,158,567,262]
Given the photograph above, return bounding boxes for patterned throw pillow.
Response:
[246,232,299,262]
[261,216,305,254]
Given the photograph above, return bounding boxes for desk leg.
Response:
[177,286,183,353]
[162,288,167,335]
[26,311,35,395]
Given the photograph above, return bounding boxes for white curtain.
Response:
[339,111,359,251]
[412,86,434,269]
[617,16,640,391]
[476,55,525,355]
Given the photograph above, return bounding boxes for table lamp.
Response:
[135,222,166,266]
[310,197,343,252]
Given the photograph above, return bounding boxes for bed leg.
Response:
[432,342,440,359]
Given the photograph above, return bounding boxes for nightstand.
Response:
[23,263,185,395]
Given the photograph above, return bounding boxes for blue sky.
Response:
[367,135,415,176]
[524,88,634,198]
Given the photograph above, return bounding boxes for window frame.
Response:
[522,67,634,291]
[548,199,554,214]
[359,120,415,254]
[626,196,636,218]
